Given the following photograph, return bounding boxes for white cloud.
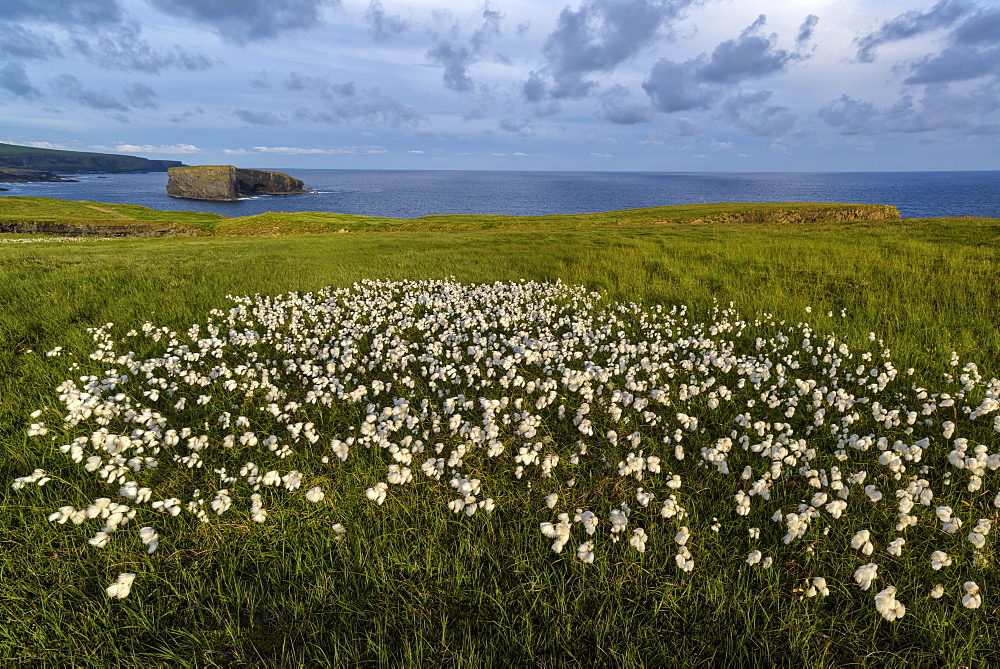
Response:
[251,145,389,155]
[1,139,71,150]
[93,143,202,154]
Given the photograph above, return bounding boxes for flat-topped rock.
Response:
[166,165,307,200]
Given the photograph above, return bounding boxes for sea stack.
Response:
[166,165,307,200]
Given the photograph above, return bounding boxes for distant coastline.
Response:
[0,142,183,181]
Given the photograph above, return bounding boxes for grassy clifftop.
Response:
[0,197,900,237]
[0,142,182,173]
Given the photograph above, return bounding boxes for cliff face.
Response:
[166,165,307,200]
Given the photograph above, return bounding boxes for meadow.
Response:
[2,199,999,665]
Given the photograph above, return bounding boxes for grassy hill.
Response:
[0,142,183,173]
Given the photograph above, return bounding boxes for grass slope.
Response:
[0,196,898,236]
[1,205,998,665]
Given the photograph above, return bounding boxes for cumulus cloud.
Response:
[71,29,214,73]
[0,61,41,98]
[427,42,476,92]
[720,90,797,137]
[904,45,1000,84]
[123,82,158,109]
[697,15,802,84]
[796,14,819,47]
[234,109,286,125]
[0,2,212,74]
[282,72,422,126]
[821,80,1000,136]
[366,0,408,41]
[50,74,128,111]
[0,25,62,61]
[145,0,339,45]
[1,0,124,26]
[533,0,695,100]
[854,0,974,63]
[642,57,716,113]
[951,5,1000,45]
[642,15,806,115]
[498,118,534,135]
[898,6,1000,84]
[426,5,505,93]
[599,85,655,124]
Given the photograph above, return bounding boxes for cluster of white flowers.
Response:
[0,236,117,244]
[10,279,998,617]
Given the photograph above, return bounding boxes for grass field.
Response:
[2,199,999,665]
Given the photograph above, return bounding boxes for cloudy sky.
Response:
[2,0,999,171]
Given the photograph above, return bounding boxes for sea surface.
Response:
[2,169,998,219]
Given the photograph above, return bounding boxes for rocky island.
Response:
[165,165,308,200]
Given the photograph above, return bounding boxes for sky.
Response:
[1,0,999,171]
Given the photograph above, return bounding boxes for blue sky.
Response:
[2,0,999,171]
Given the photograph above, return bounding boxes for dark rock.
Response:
[166,165,307,200]
[0,221,197,237]
[0,167,78,183]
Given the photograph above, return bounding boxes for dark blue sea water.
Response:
[2,169,998,219]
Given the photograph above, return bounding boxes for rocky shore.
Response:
[0,167,78,183]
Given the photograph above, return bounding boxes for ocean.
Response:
[2,169,998,219]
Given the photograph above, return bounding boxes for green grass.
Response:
[1,203,999,665]
[0,195,898,236]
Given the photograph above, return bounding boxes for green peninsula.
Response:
[0,142,183,175]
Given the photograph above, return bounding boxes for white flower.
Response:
[806,577,829,597]
[629,528,648,553]
[962,581,982,609]
[746,550,762,565]
[574,510,598,535]
[874,586,906,621]
[138,526,159,554]
[106,573,137,599]
[930,584,945,599]
[577,540,595,563]
[365,482,388,505]
[886,538,905,556]
[545,493,558,509]
[851,530,874,556]
[305,486,325,503]
[930,550,952,570]
[853,563,878,591]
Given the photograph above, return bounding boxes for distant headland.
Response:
[0,142,184,183]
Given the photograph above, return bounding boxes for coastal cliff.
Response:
[165,165,307,200]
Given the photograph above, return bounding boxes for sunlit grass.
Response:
[2,211,999,664]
